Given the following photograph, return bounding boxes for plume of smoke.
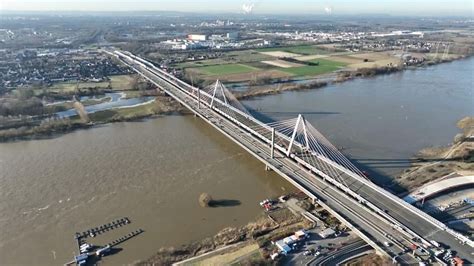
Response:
[242,3,255,14]
[324,6,332,15]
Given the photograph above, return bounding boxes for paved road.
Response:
[281,229,358,265]
[309,239,373,266]
[114,51,473,264]
[438,204,474,222]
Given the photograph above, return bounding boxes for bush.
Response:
[0,97,44,116]
[454,133,465,144]
[199,193,213,207]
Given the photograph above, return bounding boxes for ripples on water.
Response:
[243,57,474,182]
[0,116,289,265]
[0,57,472,265]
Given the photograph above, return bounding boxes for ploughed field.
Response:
[178,45,403,83]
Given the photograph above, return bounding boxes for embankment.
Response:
[395,116,474,194]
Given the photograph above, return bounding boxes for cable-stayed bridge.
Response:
[107,50,473,265]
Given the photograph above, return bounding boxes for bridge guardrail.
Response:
[113,50,473,249]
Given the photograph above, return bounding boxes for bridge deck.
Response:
[114,50,473,264]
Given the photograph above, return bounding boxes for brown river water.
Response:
[0,57,472,265]
[0,116,291,265]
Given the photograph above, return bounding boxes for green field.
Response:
[49,81,109,92]
[47,75,134,92]
[196,64,259,75]
[283,59,347,76]
[178,58,230,69]
[109,75,135,90]
[177,51,273,69]
[258,45,330,55]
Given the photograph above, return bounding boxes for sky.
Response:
[0,0,472,16]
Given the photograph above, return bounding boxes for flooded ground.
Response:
[55,92,155,118]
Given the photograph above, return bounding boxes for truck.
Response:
[430,240,441,248]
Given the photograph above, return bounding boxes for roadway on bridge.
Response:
[114,50,473,264]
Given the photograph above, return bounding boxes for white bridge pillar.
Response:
[271,128,275,159]
[197,88,201,109]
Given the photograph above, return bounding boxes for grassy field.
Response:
[177,51,273,69]
[257,45,330,55]
[179,47,405,82]
[88,100,157,122]
[226,50,275,62]
[49,81,109,92]
[282,58,347,76]
[196,64,259,75]
[47,74,135,92]
[178,58,230,68]
[109,75,135,90]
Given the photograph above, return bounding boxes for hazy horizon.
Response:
[1,0,472,17]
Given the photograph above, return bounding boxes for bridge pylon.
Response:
[287,114,310,157]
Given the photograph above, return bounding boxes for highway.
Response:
[439,204,474,223]
[309,239,373,266]
[110,50,473,264]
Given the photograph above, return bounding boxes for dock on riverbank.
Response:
[67,217,143,265]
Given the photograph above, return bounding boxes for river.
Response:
[0,116,291,265]
[0,57,472,265]
[244,57,473,188]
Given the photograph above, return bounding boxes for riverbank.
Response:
[138,193,334,265]
[344,118,474,265]
[233,54,472,101]
[168,116,473,265]
[234,80,328,100]
[1,54,470,143]
[0,118,93,142]
[0,94,188,142]
[394,116,474,195]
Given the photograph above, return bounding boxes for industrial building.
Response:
[187,34,207,41]
[226,32,240,40]
[318,228,335,239]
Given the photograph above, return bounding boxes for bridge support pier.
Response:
[265,165,272,171]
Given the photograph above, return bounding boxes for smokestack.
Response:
[242,3,255,14]
[324,6,332,15]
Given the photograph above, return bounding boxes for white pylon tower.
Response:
[287,114,310,156]
[210,80,228,107]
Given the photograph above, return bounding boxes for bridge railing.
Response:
[114,50,473,248]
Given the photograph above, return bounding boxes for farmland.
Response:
[282,58,347,76]
[196,63,259,75]
[174,44,409,85]
[257,45,331,55]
